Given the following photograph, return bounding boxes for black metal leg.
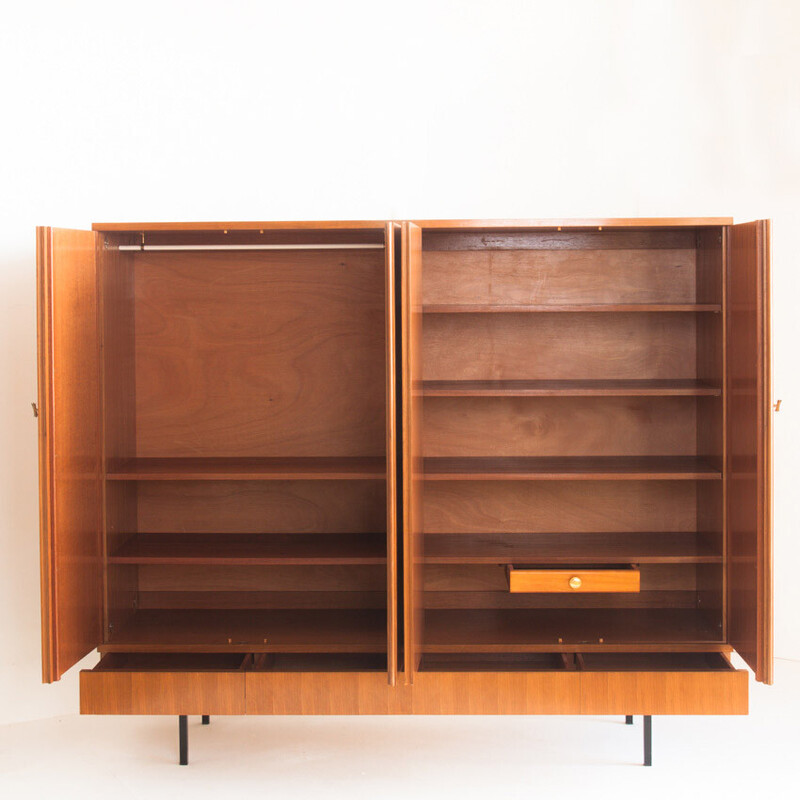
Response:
[625,715,633,725]
[179,715,188,765]
[202,715,210,725]
[643,715,652,766]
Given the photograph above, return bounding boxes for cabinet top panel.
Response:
[412,218,732,230]
[92,220,393,232]
[91,218,732,232]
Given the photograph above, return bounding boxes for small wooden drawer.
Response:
[508,566,640,593]
[80,653,247,715]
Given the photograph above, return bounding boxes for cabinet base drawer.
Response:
[80,654,247,715]
[246,672,399,714]
[578,652,748,715]
[78,652,748,716]
[580,670,748,715]
[245,671,582,714]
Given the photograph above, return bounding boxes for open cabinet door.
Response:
[37,227,104,682]
[727,220,773,684]
[401,222,424,682]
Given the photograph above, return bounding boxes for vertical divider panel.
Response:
[696,228,726,635]
[385,222,398,685]
[402,223,424,681]
[100,242,138,641]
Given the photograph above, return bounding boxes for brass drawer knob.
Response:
[569,576,582,590]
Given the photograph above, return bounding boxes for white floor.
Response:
[1,659,798,800]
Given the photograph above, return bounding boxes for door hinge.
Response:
[31,402,38,418]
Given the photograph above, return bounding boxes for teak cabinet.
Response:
[36,218,772,766]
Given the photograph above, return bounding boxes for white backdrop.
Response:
[0,0,798,726]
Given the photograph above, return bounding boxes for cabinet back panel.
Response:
[136,481,385,534]
[422,397,696,457]
[133,250,386,457]
[422,481,697,533]
[422,313,697,380]
[422,249,697,306]
[421,229,698,252]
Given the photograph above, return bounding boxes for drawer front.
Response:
[580,670,748,715]
[408,672,582,714]
[80,670,246,715]
[246,672,402,715]
[246,671,582,714]
[508,567,640,593]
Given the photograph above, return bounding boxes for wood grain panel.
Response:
[423,609,722,651]
[110,533,386,565]
[137,564,386,592]
[94,220,389,232]
[695,230,726,631]
[136,480,385,533]
[420,379,720,397]
[246,672,402,714]
[384,222,399,686]
[422,456,719,481]
[80,670,245,714]
[423,532,721,564]
[101,610,387,653]
[423,397,696,457]
[416,218,731,232]
[727,220,772,683]
[37,227,103,682]
[82,664,744,716]
[138,591,386,609]
[579,670,747,714]
[423,590,697,610]
[108,456,385,480]
[133,249,385,457]
[402,222,425,681]
[408,672,582,714]
[422,313,697,380]
[422,481,697,533]
[422,249,697,306]
[245,671,581,714]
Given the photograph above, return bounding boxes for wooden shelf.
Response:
[106,457,386,481]
[422,609,723,652]
[422,533,722,564]
[99,610,387,653]
[110,534,387,565]
[422,303,722,314]
[419,379,721,397]
[422,456,722,481]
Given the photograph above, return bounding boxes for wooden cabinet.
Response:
[37,218,771,764]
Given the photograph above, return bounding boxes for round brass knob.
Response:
[569,576,582,590]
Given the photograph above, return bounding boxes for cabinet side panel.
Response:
[37,228,104,681]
